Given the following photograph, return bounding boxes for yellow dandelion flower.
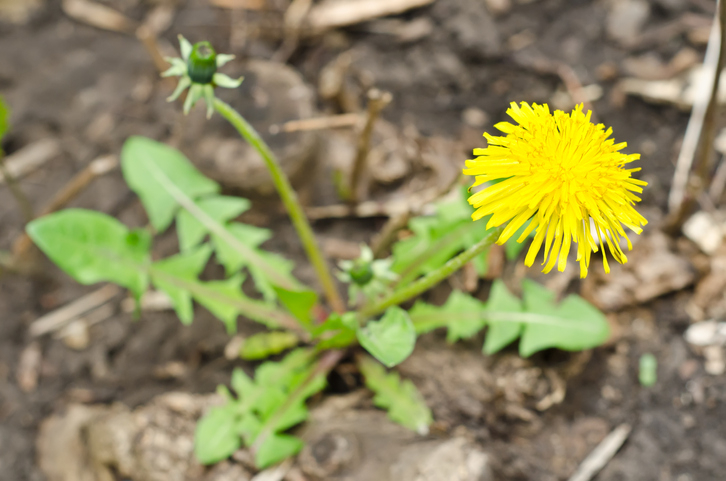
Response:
[464,101,648,278]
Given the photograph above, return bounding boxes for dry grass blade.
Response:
[567,424,632,481]
[668,0,726,219]
[0,139,61,184]
[30,284,121,337]
[12,155,118,260]
[62,0,136,33]
[306,0,435,33]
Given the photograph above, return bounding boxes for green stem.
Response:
[359,226,502,319]
[214,98,344,314]
[149,267,307,337]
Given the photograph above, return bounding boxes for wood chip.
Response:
[306,0,436,33]
[30,284,121,337]
[17,342,42,393]
[0,138,61,184]
[269,113,361,134]
[62,0,136,33]
[567,423,632,481]
[209,0,267,10]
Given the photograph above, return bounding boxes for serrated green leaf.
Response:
[358,356,432,434]
[357,306,416,367]
[0,95,10,143]
[231,367,256,398]
[194,404,241,465]
[193,275,245,333]
[270,401,310,432]
[312,312,358,350]
[391,188,493,283]
[211,349,328,469]
[516,279,609,356]
[409,281,609,357]
[483,280,523,354]
[150,245,212,324]
[237,414,262,444]
[212,222,295,301]
[273,286,317,330]
[26,209,150,299]
[176,196,251,251]
[442,290,487,343]
[240,331,300,360]
[121,136,219,232]
[212,223,271,273]
[255,349,314,387]
[254,433,304,468]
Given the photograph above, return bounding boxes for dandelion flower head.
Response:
[464,101,648,278]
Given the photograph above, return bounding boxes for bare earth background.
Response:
[1,0,725,480]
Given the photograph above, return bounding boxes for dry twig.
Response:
[348,89,392,203]
[269,113,362,134]
[30,284,121,338]
[668,1,726,221]
[306,0,435,34]
[12,155,118,259]
[0,138,61,184]
[567,423,632,481]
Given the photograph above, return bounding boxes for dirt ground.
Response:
[1,0,725,480]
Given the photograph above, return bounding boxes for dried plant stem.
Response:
[359,226,502,319]
[348,89,392,203]
[214,98,345,314]
[697,2,726,193]
[668,0,725,223]
[12,155,118,259]
[0,154,33,223]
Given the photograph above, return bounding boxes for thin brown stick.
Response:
[668,1,725,220]
[696,2,726,191]
[709,153,726,202]
[348,89,392,203]
[0,154,33,223]
[12,155,118,259]
[30,284,121,337]
[136,25,171,74]
[269,113,362,134]
[273,0,313,63]
[567,424,632,481]
[370,211,412,258]
[556,63,595,117]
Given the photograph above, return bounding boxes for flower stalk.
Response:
[359,226,502,320]
[213,98,345,314]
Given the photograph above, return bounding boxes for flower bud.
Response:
[349,261,374,286]
[187,41,217,85]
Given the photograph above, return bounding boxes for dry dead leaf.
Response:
[62,0,136,33]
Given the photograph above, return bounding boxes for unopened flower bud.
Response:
[187,41,217,85]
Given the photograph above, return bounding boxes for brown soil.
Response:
[1,0,724,480]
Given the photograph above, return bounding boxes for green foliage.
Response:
[26,209,151,300]
[28,209,293,333]
[273,286,317,331]
[639,353,657,387]
[22,77,615,473]
[410,279,609,357]
[194,349,326,468]
[358,355,432,434]
[121,136,298,300]
[0,95,9,144]
[311,312,358,351]
[240,331,300,360]
[391,189,492,284]
[357,306,416,367]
